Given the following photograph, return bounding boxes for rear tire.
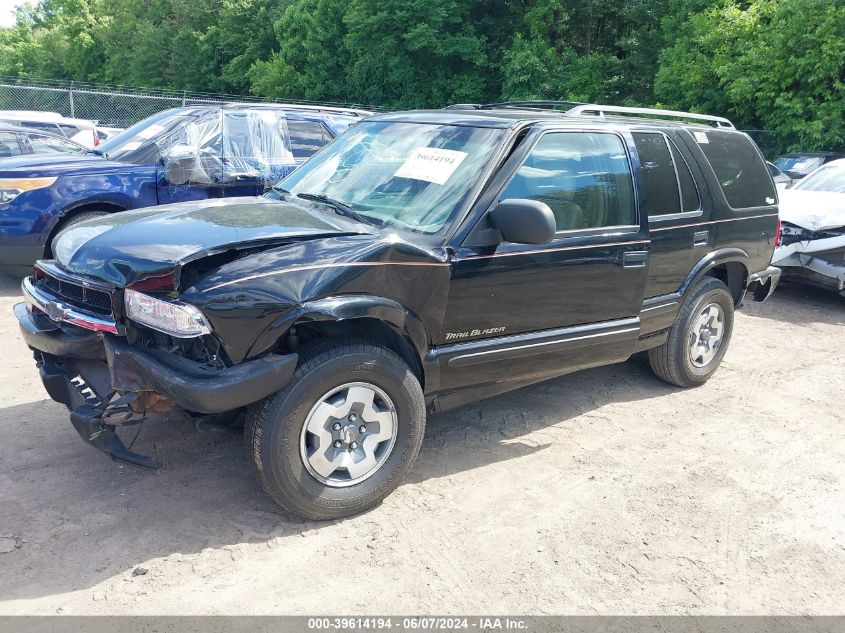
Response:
[648,276,735,387]
[245,338,426,520]
[49,210,110,256]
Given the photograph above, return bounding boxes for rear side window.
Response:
[288,120,328,159]
[633,132,701,218]
[668,141,700,211]
[633,133,680,216]
[28,134,84,155]
[19,121,61,134]
[59,124,82,138]
[500,131,635,231]
[0,132,24,157]
[694,130,776,208]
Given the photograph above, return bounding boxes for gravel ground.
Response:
[0,272,842,615]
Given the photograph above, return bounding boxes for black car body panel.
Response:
[180,229,451,364]
[14,104,781,467]
[53,196,364,288]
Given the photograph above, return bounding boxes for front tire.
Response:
[648,276,735,388]
[245,339,426,520]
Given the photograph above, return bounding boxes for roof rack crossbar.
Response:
[443,100,586,111]
[484,100,586,110]
[566,104,735,129]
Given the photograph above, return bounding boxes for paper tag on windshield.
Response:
[694,131,709,144]
[120,141,142,151]
[394,147,468,185]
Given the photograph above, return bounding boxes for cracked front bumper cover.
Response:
[747,266,782,302]
[69,404,159,469]
[15,301,299,414]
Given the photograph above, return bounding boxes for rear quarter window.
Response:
[20,121,62,135]
[632,132,680,217]
[694,130,776,209]
[0,132,25,157]
[59,124,82,137]
[287,119,329,159]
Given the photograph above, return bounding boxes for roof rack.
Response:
[444,100,585,111]
[221,102,375,117]
[566,104,734,129]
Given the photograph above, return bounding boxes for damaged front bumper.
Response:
[772,234,845,297]
[15,301,298,466]
[746,266,782,302]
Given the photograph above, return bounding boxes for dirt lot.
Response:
[0,272,842,615]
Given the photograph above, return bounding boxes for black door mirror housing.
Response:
[489,198,556,245]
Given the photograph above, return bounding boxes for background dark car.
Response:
[766,160,793,189]
[0,103,371,275]
[0,124,87,158]
[773,151,845,180]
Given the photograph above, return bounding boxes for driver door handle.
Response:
[622,251,649,268]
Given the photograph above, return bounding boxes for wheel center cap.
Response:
[339,424,360,445]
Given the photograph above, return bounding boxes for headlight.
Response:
[0,177,57,203]
[124,289,211,338]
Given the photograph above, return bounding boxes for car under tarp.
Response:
[158,108,296,187]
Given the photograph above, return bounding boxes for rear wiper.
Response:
[296,192,374,227]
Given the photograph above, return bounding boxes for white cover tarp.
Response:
[158,109,295,186]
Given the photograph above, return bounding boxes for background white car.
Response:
[773,158,845,296]
[96,125,125,142]
[0,110,100,148]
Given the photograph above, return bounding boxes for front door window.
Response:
[499,131,636,232]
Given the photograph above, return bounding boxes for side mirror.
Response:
[489,198,556,245]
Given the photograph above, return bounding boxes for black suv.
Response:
[14,102,781,519]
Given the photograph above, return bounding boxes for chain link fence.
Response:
[0,76,375,128]
[2,77,796,158]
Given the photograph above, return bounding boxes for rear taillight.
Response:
[775,217,782,247]
[93,130,100,146]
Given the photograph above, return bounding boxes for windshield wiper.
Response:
[296,192,374,227]
[87,149,107,158]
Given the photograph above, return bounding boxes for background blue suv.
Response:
[0,103,369,275]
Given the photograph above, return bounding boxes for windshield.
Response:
[795,165,845,193]
[95,110,197,163]
[276,120,505,234]
[773,155,824,176]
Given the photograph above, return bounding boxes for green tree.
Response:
[215,0,292,92]
[499,0,669,105]
[249,0,350,101]
[656,0,845,150]
[0,0,107,81]
[1,0,844,152]
[341,0,491,107]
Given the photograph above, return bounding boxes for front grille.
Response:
[37,270,115,317]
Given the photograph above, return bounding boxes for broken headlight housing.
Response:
[124,289,211,338]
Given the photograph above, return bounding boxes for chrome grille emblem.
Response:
[44,300,69,323]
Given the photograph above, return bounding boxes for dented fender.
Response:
[247,294,430,360]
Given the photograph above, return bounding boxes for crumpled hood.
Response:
[779,189,845,232]
[55,196,362,287]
